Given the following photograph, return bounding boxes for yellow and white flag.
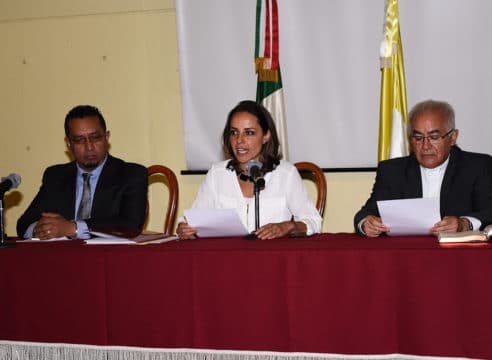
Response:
[378,0,409,162]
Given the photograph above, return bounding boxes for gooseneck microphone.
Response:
[246,160,265,188]
[245,161,264,240]
[0,173,21,247]
[0,173,21,197]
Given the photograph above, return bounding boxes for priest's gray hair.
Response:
[407,99,455,133]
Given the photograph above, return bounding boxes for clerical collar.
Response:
[420,156,449,198]
[420,156,449,175]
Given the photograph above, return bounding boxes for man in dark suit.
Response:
[17,105,148,239]
[354,99,492,237]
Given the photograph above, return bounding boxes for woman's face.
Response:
[229,111,270,170]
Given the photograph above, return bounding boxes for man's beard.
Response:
[82,162,99,170]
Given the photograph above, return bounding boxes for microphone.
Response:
[245,160,264,240]
[0,173,21,196]
[247,160,265,188]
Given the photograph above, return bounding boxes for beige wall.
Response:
[0,0,375,236]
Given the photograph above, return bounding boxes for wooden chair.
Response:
[146,165,179,235]
[294,161,327,217]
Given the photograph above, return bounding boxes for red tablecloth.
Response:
[1,233,491,358]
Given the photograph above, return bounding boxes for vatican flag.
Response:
[378,0,409,162]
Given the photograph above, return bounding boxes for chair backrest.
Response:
[294,161,326,217]
[147,165,179,235]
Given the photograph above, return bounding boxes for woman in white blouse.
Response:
[177,100,322,240]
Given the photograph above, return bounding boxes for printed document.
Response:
[184,208,248,237]
[377,197,440,236]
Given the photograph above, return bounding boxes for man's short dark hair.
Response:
[64,105,107,137]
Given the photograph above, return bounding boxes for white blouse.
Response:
[190,160,322,235]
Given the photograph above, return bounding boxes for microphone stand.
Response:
[245,178,265,240]
[0,197,15,248]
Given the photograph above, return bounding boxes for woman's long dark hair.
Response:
[222,100,282,174]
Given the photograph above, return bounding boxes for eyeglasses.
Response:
[410,129,454,144]
[69,133,105,146]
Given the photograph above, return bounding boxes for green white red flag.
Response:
[255,0,288,159]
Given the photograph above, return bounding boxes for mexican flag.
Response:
[255,0,288,159]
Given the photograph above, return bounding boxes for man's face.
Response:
[410,110,458,169]
[65,116,110,171]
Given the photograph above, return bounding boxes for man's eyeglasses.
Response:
[410,129,454,144]
[69,133,105,146]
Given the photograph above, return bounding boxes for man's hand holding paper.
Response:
[377,197,441,236]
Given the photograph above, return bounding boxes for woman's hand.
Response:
[255,221,306,240]
[176,222,197,239]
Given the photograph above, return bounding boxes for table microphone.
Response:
[245,161,264,240]
[0,173,20,248]
[246,160,265,188]
[0,173,21,197]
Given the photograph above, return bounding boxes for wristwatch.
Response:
[69,220,78,239]
[460,217,473,232]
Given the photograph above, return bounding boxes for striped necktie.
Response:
[77,173,92,220]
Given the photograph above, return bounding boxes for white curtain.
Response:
[177,0,492,170]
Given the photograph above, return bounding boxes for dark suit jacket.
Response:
[354,146,492,233]
[17,155,148,237]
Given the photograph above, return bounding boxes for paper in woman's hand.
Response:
[184,208,248,237]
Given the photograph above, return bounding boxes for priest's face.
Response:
[410,110,458,169]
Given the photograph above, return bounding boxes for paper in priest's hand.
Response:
[377,197,440,236]
[183,208,248,238]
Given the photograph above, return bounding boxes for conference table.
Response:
[0,233,491,360]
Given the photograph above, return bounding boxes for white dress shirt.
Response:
[420,158,448,198]
[359,156,480,233]
[189,160,322,235]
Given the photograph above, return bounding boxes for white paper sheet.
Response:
[22,236,70,242]
[183,208,248,238]
[86,231,179,245]
[86,231,136,244]
[377,197,441,236]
